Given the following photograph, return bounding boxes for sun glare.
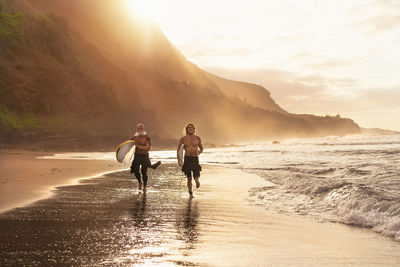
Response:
[124,0,161,21]
[122,0,193,45]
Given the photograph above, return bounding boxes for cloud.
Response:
[344,86,400,130]
[347,1,400,34]
[186,47,252,59]
[276,34,309,44]
[363,14,400,33]
[306,58,359,71]
[355,86,400,109]
[372,0,400,11]
[297,75,359,88]
[290,53,314,60]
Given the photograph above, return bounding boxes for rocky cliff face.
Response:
[0,0,360,150]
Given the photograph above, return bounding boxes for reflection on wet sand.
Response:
[123,170,202,265]
[0,166,205,266]
[176,198,200,253]
[130,192,147,228]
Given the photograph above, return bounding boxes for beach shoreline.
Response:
[1,153,400,265]
[0,149,127,213]
[0,151,400,266]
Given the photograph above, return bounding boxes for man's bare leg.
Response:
[187,177,193,197]
[150,161,161,169]
[194,177,200,188]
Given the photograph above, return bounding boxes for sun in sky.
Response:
[123,0,169,24]
[124,0,155,20]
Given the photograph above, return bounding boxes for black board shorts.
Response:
[182,156,201,178]
[131,153,152,168]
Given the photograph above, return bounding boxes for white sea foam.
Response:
[220,134,400,241]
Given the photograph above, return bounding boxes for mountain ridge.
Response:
[0,0,361,150]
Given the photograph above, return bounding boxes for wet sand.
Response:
[1,162,400,266]
[0,150,125,213]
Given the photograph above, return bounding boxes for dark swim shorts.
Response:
[182,156,201,178]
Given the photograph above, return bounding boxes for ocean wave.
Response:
[316,142,400,146]
[284,135,400,147]
[347,168,371,175]
[312,168,337,175]
[333,187,400,241]
[206,161,240,165]
[207,135,400,242]
[243,167,286,171]
[251,170,349,196]
[249,168,400,241]
[382,150,400,155]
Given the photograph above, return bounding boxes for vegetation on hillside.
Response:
[0,3,24,47]
[0,9,130,148]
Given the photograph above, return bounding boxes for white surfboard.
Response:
[177,145,184,167]
[116,140,136,163]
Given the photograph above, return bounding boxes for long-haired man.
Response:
[177,123,203,197]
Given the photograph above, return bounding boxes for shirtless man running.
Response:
[130,123,161,191]
[177,123,204,197]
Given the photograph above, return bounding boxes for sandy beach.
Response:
[0,150,126,213]
[1,153,400,266]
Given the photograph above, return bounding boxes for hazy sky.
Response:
[126,0,400,131]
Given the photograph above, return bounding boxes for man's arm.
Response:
[146,136,152,150]
[198,136,203,155]
[177,137,184,155]
[135,136,151,151]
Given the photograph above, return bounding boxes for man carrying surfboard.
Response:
[130,123,161,191]
[177,123,203,197]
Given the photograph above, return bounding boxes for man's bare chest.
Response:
[135,136,148,145]
[184,137,199,146]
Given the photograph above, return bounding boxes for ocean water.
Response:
[42,134,400,241]
[202,134,400,242]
